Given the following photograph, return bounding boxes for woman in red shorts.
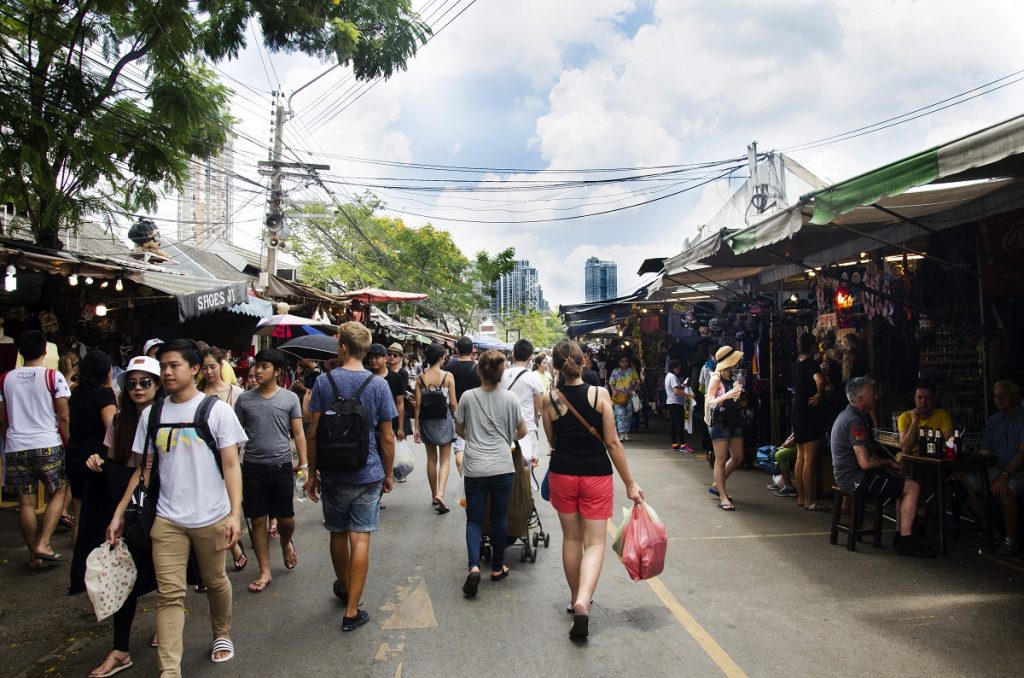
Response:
[542,340,643,640]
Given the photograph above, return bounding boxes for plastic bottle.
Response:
[295,470,307,502]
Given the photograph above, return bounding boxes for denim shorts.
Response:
[321,478,383,533]
[709,425,743,441]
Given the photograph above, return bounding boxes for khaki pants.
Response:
[151,516,233,677]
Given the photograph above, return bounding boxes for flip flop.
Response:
[34,551,63,562]
[233,548,247,571]
[490,565,510,581]
[210,638,234,663]
[90,653,133,677]
[268,525,279,540]
[26,559,44,570]
[283,541,298,570]
[707,487,733,500]
[569,613,589,639]
[248,579,271,593]
[150,635,159,648]
[719,502,736,511]
[435,503,451,514]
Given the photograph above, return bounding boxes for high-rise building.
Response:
[585,256,617,302]
[491,259,546,316]
[177,137,234,246]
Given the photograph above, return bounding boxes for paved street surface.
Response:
[3,421,1024,677]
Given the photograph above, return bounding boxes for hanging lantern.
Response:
[835,284,854,310]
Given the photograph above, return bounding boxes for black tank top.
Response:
[549,384,612,477]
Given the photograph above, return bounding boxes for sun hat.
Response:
[117,355,161,389]
[714,345,743,372]
[367,343,388,356]
[142,338,164,355]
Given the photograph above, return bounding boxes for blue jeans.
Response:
[464,473,515,571]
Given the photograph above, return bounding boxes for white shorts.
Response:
[453,434,465,453]
[518,431,538,463]
[966,467,1024,497]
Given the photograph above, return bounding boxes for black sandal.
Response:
[569,613,589,639]
[462,571,481,597]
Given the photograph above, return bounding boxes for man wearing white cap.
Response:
[144,339,164,359]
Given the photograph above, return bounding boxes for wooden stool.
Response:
[830,486,884,551]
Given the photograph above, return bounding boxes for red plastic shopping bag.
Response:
[621,501,667,581]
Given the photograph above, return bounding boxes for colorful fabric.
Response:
[608,367,639,405]
[3,445,67,495]
[613,403,632,433]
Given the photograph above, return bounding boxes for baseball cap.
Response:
[367,343,388,356]
[388,342,404,354]
[117,355,161,389]
[143,338,164,354]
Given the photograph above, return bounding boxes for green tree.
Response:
[0,1,429,248]
[501,309,566,349]
[291,195,514,332]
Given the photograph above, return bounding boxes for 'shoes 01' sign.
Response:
[177,282,247,321]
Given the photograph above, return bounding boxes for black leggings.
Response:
[112,591,139,652]
[667,404,686,445]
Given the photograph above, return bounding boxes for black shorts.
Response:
[854,470,905,501]
[242,461,295,519]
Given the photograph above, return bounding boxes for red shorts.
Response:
[548,472,613,520]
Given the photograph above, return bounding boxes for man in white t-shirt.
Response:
[1,330,71,568]
[500,339,544,466]
[107,339,247,674]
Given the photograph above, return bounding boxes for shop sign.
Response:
[177,282,247,321]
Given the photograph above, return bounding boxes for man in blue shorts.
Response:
[831,376,934,558]
[305,322,397,632]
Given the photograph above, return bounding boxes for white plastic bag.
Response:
[631,393,642,413]
[393,439,415,481]
[85,541,137,621]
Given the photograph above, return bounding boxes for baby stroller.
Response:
[481,446,550,564]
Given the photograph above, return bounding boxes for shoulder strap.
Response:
[326,372,342,402]
[507,368,526,391]
[555,388,604,444]
[471,390,511,447]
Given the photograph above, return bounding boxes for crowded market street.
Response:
[3,422,1022,678]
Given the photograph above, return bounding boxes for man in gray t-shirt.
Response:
[233,349,308,591]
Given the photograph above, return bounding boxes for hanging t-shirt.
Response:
[500,366,544,432]
[133,392,248,529]
[684,383,694,434]
[2,366,71,452]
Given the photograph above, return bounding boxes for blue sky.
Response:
[152,0,1024,307]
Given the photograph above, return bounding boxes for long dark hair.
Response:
[110,378,163,465]
[76,350,112,390]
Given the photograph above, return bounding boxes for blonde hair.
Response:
[337,321,371,359]
[552,339,584,380]
[476,349,506,385]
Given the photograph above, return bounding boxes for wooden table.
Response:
[900,453,996,555]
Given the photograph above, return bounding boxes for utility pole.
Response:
[257,90,329,290]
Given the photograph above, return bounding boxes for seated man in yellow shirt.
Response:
[897,380,954,457]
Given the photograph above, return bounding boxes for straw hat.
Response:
[714,345,743,372]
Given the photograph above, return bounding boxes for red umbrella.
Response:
[339,288,427,304]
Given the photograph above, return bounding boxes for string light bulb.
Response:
[115,278,123,292]
[68,273,79,286]
[84,276,94,285]
[4,264,16,292]
[95,303,107,317]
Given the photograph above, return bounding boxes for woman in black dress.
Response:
[791,333,826,510]
[70,356,161,678]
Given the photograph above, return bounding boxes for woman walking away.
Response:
[65,350,117,547]
[414,343,458,513]
[792,332,827,510]
[455,350,526,598]
[705,346,744,510]
[70,355,161,678]
[607,356,640,441]
[201,346,247,571]
[542,340,644,640]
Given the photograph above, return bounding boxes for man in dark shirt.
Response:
[387,342,413,437]
[557,343,601,388]
[368,344,405,440]
[444,336,479,469]
[831,376,933,558]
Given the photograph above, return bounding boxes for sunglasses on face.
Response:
[126,377,155,390]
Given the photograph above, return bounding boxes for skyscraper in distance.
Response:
[491,259,546,316]
[585,256,617,302]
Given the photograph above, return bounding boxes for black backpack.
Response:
[147,395,223,476]
[418,373,449,420]
[317,372,376,472]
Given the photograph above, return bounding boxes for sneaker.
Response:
[679,444,694,454]
[997,540,1021,556]
[671,444,681,451]
[766,482,781,491]
[773,486,798,497]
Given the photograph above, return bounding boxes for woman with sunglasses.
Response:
[200,346,247,571]
[70,356,162,678]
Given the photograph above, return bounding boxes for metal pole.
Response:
[265,100,285,285]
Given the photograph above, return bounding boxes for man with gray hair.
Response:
[831,377,935,557]
[964,379,1023,555]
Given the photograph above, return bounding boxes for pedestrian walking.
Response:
[71,355,161,678]
[445,336,481,471]
[500,339,544,466]
[106,339,248,675]
[542,340,643,639]
[414,343,457,511]
[607,355,640,441]
[233,348,307,593]
[706,345,744,510]
[455,349,526,597]
[305,322,397,632]
[1,330,71,568]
